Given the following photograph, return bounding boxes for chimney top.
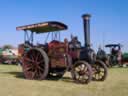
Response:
[82,14,91,20]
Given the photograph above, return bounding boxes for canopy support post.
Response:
[24,30,34,45]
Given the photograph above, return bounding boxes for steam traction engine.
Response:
[17,21,92,84]
[17,14,108,84]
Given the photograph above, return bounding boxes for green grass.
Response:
[0,64,128,96]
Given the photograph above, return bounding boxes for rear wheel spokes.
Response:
[31,71,36,79]
[24,65,33,72]
[24,57,34,63]
[29,51,35,61]
[31,68,43,79]
[36,52,43,61]
[22,48,49,80]
[37,65,44,73]
[23,58,34,72]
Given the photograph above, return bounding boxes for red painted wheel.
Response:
[22,48,49,80]
[71,61,92,84]
[92,60,108,81]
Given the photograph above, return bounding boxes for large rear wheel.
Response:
[22,48,49,80]
[71,61,92,84]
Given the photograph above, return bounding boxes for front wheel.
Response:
[71,61,92,84]
[92,60,108,81]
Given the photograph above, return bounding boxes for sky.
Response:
[0,0,128,52]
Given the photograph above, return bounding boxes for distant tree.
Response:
[2,45,14,50]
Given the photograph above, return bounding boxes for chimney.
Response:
[82,14,91,47]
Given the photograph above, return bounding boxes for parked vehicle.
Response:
[16,14,108,84]
[105,44,128,67]
[0,48,19,64]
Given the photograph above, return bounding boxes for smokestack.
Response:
[82,14,91,47]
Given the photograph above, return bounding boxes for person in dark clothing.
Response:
[111,47,117,55]
[69,36,81,50]
[97,47,106,60]
[96,47,110,67]
[68,36,81,62]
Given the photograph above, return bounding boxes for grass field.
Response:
[0,64,128,96]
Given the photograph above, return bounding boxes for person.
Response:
[111,46,122,66]
[97,46,107,64]
[97,47,106,59]
[117,48,122,66]
[111,47,119,56]
[69,36,81,60]
[64,38,69,52]
[69,36,81,50]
